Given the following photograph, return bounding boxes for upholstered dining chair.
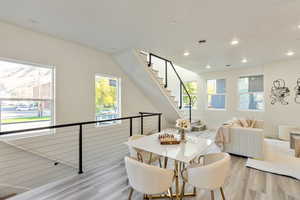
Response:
[128,135,162,166]
[181,153,231,200]
[125,156,174,200]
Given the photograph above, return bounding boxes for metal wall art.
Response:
[270,79,290,105]
[295,78,300,104]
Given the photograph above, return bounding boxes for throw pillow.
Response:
[250,120,257,128]
[232,120,242,127]
[239,119,249,128]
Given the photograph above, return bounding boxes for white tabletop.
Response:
[125,133,213,163]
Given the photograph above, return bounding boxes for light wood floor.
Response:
[9,155,300,200]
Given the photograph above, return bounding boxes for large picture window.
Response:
[207,79,226,109]
[238,75,264,111]
[183,81,197,109]
[0,59,54,132]
[95,75,121,125]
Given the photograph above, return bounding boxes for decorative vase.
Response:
[179,128,186,143]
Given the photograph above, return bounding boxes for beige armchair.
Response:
[224,120,264,159]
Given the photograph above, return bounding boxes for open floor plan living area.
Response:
[1,0,300,200]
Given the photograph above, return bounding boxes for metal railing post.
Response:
[165,61,168,88]
[78,124,83,174]
[148,53,152,67]
[140,113,144,135]
[179,83,182,109]
[189,102,192,122]
[129,118,133,137]
[158,114,161,132]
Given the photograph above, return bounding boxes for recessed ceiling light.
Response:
[286,51,295,56]
[230,39,239,46]
[241,58,248,63]
[206,65,211,69]
[297,24,300,29]
[183,51,190,56]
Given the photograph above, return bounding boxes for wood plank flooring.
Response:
[9,155,300,200]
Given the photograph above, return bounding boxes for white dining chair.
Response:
[181,153,231,200]
[128,135,162,166]
[125,156,174,200]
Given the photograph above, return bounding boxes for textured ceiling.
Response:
[0,0,299,73]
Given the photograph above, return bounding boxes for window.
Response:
[0,59,54,132]
[95,75,121,126]
[183,81,197,109]
[207,79,226,109]
[238,75,264,111]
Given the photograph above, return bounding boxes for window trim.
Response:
[237,74,265,112]
[94,73,122,127]
[206,78,227,111]
[0,57,56,136]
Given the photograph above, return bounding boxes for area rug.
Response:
[246,138,300,180]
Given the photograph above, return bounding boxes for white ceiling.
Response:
[0,0,300,73]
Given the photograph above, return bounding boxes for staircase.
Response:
[114,50,192,123]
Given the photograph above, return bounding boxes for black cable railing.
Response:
[148,53,192,122]
[0,112,162,174]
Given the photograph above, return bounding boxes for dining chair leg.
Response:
[220,187,226,200]
[169,187,174,200]
[164,157,168,168]
[128,188,133,200]
[210,190,215,200]
[180,181,186,200]
[148,153,153,164]
[193,187,197,196]
[159,157,162,168]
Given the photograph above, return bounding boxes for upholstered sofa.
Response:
[224,120,264,159]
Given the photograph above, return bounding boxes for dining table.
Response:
[125,132,213,200]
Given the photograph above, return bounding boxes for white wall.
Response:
[197,59,300,138]
[0,21,162,123]
[0,21,165,193]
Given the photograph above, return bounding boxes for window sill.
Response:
[182,108,197,111]
[238,109,265,112]
[206,108,227,111]
[0,129,55,141]
[94,121,122,128]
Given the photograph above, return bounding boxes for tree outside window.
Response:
[95,75,121,125]
[183,81,197,109]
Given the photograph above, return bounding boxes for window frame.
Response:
[237,74,264,112]
[0,57,56,135]
[94,73,122,127]
[206,78,227,111]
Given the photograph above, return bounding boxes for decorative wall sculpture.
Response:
[295,78,300,104]
[270,79,290,105]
